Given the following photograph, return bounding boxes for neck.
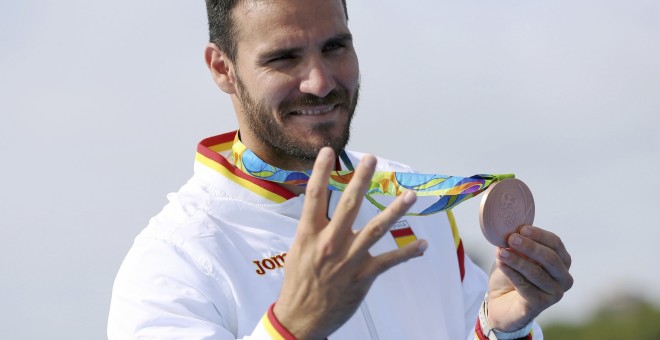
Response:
[238,131,317,171]
[262,149,316,172]
[233,131,340,197]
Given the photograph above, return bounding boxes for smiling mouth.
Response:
[290,104,338,116]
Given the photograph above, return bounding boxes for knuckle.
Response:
[542,251,559,266]
[544,290,562,307]
[318,241,337,260]
[536,292,552,307]
[369,213,391,237]
[306,185,324,199]
[551,285,565,303]
[556,291,564,303]
[368,223,386,239]
[509,254,524,268]
[547,232,566,252]
[546,229,559,241]
[530,265,544,281]
[565,273,575,291]
[516,276,529,288]
[339,195,360,211]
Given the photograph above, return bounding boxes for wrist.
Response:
[268,303,299,340]
[476,295,534,340]
[271,302,329,340]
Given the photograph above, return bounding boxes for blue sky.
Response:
[2,1,659,338]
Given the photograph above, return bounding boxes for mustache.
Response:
[279,89,348,114]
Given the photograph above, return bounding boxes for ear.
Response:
[205,43,237,94]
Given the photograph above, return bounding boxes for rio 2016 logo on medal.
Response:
[479,178,535,247]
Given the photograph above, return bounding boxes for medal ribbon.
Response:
[231,135,513,216]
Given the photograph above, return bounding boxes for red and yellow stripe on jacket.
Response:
[447,210,466,281]
[260,304,298,340]
[196,131,297,203]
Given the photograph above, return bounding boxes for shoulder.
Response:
[111,183,239,332]
[129,176,244,275]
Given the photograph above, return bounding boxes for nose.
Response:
[299,58,336,98]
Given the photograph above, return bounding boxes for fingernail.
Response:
[500,248,510,258]
[521,225,532,236]
[403,190,417,204]
[418,240,428,253]
[510,234,523,246]
[360,155,376,168]
[318,147,333,159]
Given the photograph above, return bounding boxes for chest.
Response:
[208,197,466,339]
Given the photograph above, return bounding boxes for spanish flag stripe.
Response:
[446,210,461,248]
[261,314,285,340]
[199,132,234,148]
[390,227,414,238]
[196,153,290,203]
[197,131,296,201]
[457,239,465,281]
[209,141,232,153]
[394,235,418,248]
[446,210,466,281]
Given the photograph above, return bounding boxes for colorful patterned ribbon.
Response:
[231,135,513,216]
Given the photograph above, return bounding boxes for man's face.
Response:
[230,0,360,168]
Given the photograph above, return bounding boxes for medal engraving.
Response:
[479,179,535,247]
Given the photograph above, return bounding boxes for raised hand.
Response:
[273,147,427,339]
[487,225,573,332]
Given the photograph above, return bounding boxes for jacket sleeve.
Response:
[107,236,287,339]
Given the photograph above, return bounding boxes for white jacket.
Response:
[108,131,540,339]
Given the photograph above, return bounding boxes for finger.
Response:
[497,248,566,297]
[299,147,335,232]
[327,155,377,235]
[364,239,428,279]
[507,229,573,291]
[518,225,571,268]
[352,190,417,254]
[491,258,559,314]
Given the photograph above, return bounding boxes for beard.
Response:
[235,75,359,167]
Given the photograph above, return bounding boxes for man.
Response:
[108,0,573,339]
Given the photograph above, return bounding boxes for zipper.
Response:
[360,301,380,340]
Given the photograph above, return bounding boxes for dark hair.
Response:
[205,0,348,62]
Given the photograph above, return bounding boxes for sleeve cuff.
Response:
[474,296,534,340]
[475,318,533,340]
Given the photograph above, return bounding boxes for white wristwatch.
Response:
[478,295,534,340]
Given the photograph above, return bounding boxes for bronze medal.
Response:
[479,178,535,247]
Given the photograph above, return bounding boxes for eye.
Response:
[269,54,295,63]
[323,41,345,52]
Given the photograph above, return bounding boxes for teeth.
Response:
[294,105,335,115]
